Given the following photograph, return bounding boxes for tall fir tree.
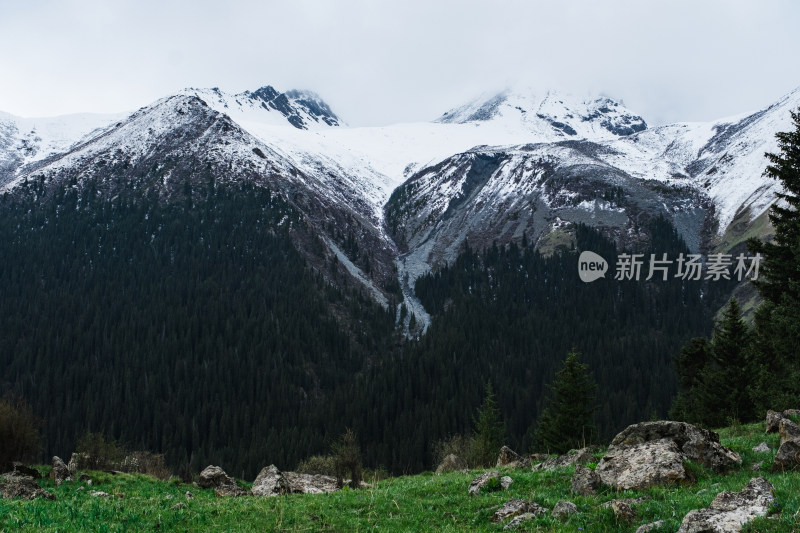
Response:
[668,337,712,422]
[696,298,754,426]
[747,107,800,411]
[470,382,506,467]
[531,351,598,454]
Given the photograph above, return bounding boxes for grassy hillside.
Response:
[1,422,797,532]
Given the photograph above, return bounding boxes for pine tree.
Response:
[668,337,712,422]
[696,298,753,426]
[746,107,800,411]
[531,351,598,454]
[470,382,505,467]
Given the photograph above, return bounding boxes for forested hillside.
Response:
[0,177,740,478]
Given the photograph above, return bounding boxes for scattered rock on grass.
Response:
[500,476,513,490]
[635,520,665,533]
[214,484,247,497]
[50,456,71,485]
[772,438,800,472]
[90,491,111,498]
[171,502,187,510]
[496,446,530,468]
[677,477,775,533]
[0,477,55,500]
[752,442,770,453]
[251,465,289,497]
[198,465,236,489]
[551,500,577,519]
[597,438,689,490]
[778,418,800,444]
[491,498,547,523]
[503,512,538,530]
[468,471,500,495]
[284,472,340,494]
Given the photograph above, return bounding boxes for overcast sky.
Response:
[1,0,798,126]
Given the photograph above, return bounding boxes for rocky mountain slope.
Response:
[2,84,798,319]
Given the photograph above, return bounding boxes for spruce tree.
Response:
[696,298,753,426]
[747,107,800,411]
[668,337,712,422]
[531,351,598,454]
[470,382,506,467]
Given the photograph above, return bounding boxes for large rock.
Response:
[49,456,71,485]
[597,439,689,490]
[772,438,800,472]
[531,447,594,471]
[251,465,290,497]
[468,471,500,495]
[766,409,800,433]
[283,471,339,494]
[571,464,600,495]
[0,477,56,500]
[677,477,775,533]
[435,453,467,474]
[778,418,800,444]
[491,498,547,523]
[610,421,741,472]
[496,446,530,468]
[197,465,236,489]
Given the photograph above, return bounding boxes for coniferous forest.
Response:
[0,171,746,478]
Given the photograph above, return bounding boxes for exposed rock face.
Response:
[468,471,500,495]
[500,476,513,490]
[496,446,530,468]
[571,464,600,495]
[551,500,578,519]
[597,439,689,490]
[435,453,467,474]
[67,452,88,474]
[677,477,775,533]
[283,472,339,494]
[50,456,71,485]
[197,465,236,489]
[778,418,800,444]
[532,447,594,471]
[251,465,290,497]
[491,498,547,523]
[772,438,800,472]
[610,421,741,472]
[0,477,55,500]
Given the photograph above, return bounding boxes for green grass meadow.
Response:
[1,422,798,532]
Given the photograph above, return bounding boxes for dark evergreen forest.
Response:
[0,179,735,478]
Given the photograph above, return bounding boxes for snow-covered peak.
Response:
[435,87,647,141]
[181,85,342,130]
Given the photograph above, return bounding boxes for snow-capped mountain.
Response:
[436,88,647,140]
[1,83,797,321]
[0,110,125,186]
